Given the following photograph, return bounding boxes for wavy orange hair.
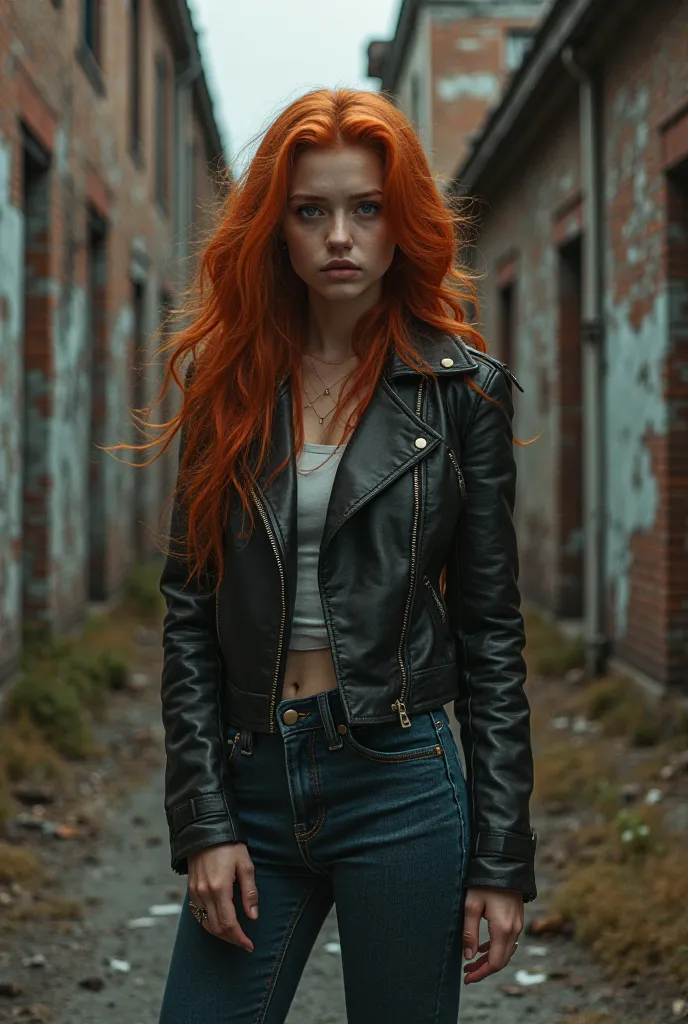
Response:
[114,87,488,586]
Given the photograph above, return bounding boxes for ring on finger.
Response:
[189,901,209,922]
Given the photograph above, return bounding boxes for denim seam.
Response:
[253,884,317,1024]
[296,836,330,876]
[432,718,466,1022]
[296,731,325,841]
[434,717,468,877]
[342,732,443,764]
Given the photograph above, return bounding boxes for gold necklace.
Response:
[300,354,354,425]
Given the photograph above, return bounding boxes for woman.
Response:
[153,88,536,1023]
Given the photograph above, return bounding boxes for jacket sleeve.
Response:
[448,365,537,901]
[159,369,247,874]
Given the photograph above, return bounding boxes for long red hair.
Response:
[114,88,487,585]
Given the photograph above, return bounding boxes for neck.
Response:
[304,281,381,361]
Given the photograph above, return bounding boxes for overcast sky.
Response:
[189,0,401,172]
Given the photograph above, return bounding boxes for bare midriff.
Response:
[281,647,338,700]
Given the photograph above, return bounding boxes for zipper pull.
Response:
[502,364,524,393]
[457,467,467,499]
[391,699,412,728]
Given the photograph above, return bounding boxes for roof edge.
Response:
[159,0,226,164]
[380,0,421,93]
[453,0,603,192]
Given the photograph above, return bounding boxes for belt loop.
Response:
[318,691,343,751]
[239,728,254,756]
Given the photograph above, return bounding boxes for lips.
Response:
[322,262,359,270]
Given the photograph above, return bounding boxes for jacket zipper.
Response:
[391,378,425,729]
[447,448,467,498]
[251,487,287,732]
[502,363,524,393]
[423,575,447,625]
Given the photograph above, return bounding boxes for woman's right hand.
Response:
[188,842,258,951]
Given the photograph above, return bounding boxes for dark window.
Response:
[155,55,170,211]
[130,0,142,160]
[83,0,103,65]
[505,29,532,72]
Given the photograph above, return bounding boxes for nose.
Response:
[326,211,353,250]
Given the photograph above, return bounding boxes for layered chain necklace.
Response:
[301,350,356,426]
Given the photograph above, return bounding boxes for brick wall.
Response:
[470,0,688,685]
[431,13,539,179]
[0,0,220,679]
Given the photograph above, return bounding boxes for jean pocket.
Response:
[344,712,444,764]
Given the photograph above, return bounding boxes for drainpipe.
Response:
[562,45,608,675]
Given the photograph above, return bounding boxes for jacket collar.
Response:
[384,321,481,379]
[257,320,480,587]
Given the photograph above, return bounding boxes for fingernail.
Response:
[250,907,258,919]
[464,948,472,960]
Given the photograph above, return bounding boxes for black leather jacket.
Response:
[160,322,537,900]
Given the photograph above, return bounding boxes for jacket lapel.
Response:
[253,326,481,571]
[254,379,299,608]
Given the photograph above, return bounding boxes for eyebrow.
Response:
[289,189,383,202]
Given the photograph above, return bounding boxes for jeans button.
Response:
[283,709,298,725]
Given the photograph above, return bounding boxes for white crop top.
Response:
[289,441,347,650]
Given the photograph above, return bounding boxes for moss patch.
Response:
[553,848,688,988]
[526,608,688,998]
[0,844,44,886]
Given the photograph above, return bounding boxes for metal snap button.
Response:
[337,724,347,735]
[441,357,454,368]
[414,437,428,449]
[283,709,299,725]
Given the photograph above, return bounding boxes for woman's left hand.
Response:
[462,886,524,985]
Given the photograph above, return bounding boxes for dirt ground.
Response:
[0,626,684,1023]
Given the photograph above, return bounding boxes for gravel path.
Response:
[0,684,657,1024]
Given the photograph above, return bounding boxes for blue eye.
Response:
[298,205,321,218]
[358,202,380,215]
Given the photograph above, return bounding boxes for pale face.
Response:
[281,144,397,304]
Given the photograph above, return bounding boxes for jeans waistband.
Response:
[276,687,347,750]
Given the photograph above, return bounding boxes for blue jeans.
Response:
[159,687,470,1023]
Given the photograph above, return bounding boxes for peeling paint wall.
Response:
[51,284,89,628]
[0,0,220,680]
[601,0,688,683]
[0,136,25,678]
[469,0,688,685]
[472,104,582,612]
